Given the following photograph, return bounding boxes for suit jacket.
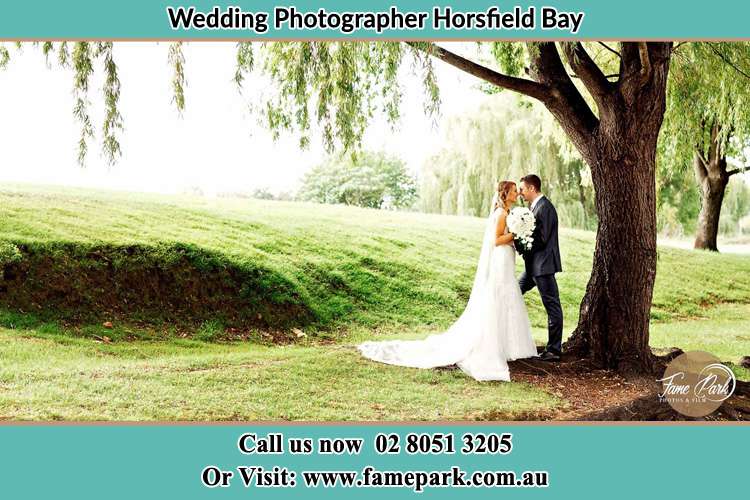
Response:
[520,196,562,277]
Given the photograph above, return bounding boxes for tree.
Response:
[420,92,595,228]
[298,151,417,209]
[660,43,750,251]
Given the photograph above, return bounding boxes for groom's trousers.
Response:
[518,272,563,355]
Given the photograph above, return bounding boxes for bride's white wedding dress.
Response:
[358,200,537,381]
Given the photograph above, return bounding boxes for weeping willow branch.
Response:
[258,42,409,153]
[57,41,69,68]
[707,42,750,81]
[234,42,254,88]
[99,42,123,166]
[41,41,53,67]
[72,42,94,165]
[168,42,186,114]
[0,45,10,69]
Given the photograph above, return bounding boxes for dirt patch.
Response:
[0,241,316,332]
[507,356,750,421]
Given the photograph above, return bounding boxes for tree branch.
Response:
[694,150,708,181]
[525,42,599,149]
[671,42,688,53]
[727,168,743,176]
[407,42,552,103]
[570,73,619,80]
[562,42,614,108]
[618,42,665,103]
[411,42,598,154]
[708,122,720,164]
[707,42,750,81]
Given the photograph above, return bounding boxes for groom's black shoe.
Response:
[539,350,561,362]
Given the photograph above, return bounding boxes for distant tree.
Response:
[251,188,277,200]
[660,43,750,250]
[297,151,417,209]
[274,191,294,202]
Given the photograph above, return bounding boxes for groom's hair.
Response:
[520,174,542,192]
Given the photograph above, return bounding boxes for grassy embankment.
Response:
[0,185,748,420]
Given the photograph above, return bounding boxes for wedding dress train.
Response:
[357,200,538,381]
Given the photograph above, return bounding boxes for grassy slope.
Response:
[0,184,749,420]
[2,184,749,334]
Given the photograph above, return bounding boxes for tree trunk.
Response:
[572,162,590,228]
[565,45,672,375]
[693,134,730,251]
[567,133,660,374]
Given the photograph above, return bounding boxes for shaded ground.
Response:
[507,356,749,421]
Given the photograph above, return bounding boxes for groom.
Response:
[517,174,563,362]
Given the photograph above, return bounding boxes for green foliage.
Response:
[57,41,69,67]
[298,151,417,209]
[662,43,750,174]
[194,319,225,342]
[168,42,186,113]
[0,41,125,166]
[419,93,596,229]
[656,166,701,237]
[250,187,276,200]
[658,43,750,235]
[720,177,750,236]
[0,241,21,265]
[72,42,94,165]
[234,41,254,87]
[491,42,525,77]
[41,41,53,65]
[259,42,437,152]
[99,42,123,165]
[0,45,9,69]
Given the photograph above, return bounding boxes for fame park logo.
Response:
[657,351,736,417]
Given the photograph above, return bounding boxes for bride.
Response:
[357,181,538,381]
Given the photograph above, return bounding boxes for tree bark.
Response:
[572,162,591,228]
[694,158,729,251]
[564,43,672,375]
[693,125,732,251]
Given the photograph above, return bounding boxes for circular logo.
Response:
[658,351,736,417]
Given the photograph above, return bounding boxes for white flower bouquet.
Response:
[507,207,536,251]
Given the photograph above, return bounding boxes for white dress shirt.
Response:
[531,194,545,211]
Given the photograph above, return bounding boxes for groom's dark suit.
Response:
[517,196,563,355]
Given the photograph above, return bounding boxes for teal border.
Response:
[0,424,745,498]
[1,1,750,39]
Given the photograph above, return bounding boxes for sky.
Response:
[0,42,487,196]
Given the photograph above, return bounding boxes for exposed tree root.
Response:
[508,349,749,421]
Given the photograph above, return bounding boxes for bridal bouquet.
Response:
[507,207,536,251]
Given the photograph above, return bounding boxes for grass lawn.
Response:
[0,327,557,421]
[0,184,748,420]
